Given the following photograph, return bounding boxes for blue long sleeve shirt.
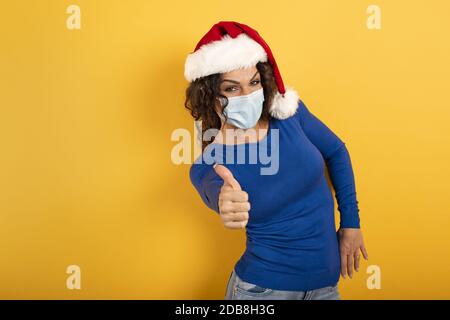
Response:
[189,99,361,291]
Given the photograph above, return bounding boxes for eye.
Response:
[250,80,261,85]
[224,86,239,92]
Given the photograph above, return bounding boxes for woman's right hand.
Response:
[214,164,250,229]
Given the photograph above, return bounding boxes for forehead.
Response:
[221,65,259,81]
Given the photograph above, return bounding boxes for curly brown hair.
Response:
[184,61,278,151]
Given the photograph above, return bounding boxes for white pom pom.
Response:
[269,86,300,119]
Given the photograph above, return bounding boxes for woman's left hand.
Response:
[337,228,369,279]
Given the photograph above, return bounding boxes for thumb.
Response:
[214,164,241,191]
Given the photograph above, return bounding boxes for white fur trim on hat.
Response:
[269,86,300,119]
[184,33,268,82]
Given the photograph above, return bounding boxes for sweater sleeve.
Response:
[189,161,223,214]
[295,100,361,228]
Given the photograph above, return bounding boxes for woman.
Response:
[184,21,368,300]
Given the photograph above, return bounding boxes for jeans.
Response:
[224,268,341,300]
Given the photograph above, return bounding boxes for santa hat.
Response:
[184,21,299,120]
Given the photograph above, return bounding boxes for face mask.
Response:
[218,88,265,129]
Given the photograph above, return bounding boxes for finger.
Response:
[361,244,369,260]
[220,185,234,193]
[218,200,232,213]
[354,252,360,272]
[340,253,348,279]
[221,211,249,223]
[347,253,354,279]
[220,190,249,203]
[231,202,251,213]
[220,201,250,214]
[214,164,241,190]
[224,220,248,229]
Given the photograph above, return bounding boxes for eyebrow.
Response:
[221,71,260,84]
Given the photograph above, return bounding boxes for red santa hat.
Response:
[184,21,299,120]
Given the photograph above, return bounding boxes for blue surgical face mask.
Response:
[218,88,265,129]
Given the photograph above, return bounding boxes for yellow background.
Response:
[1,0,449,299]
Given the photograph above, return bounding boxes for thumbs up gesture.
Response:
[214,164,251,229]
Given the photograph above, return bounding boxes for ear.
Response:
[269,87,300,120]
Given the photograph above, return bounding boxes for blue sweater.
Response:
[189,99,361,291]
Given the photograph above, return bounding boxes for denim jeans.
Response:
[224,268,341,300]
